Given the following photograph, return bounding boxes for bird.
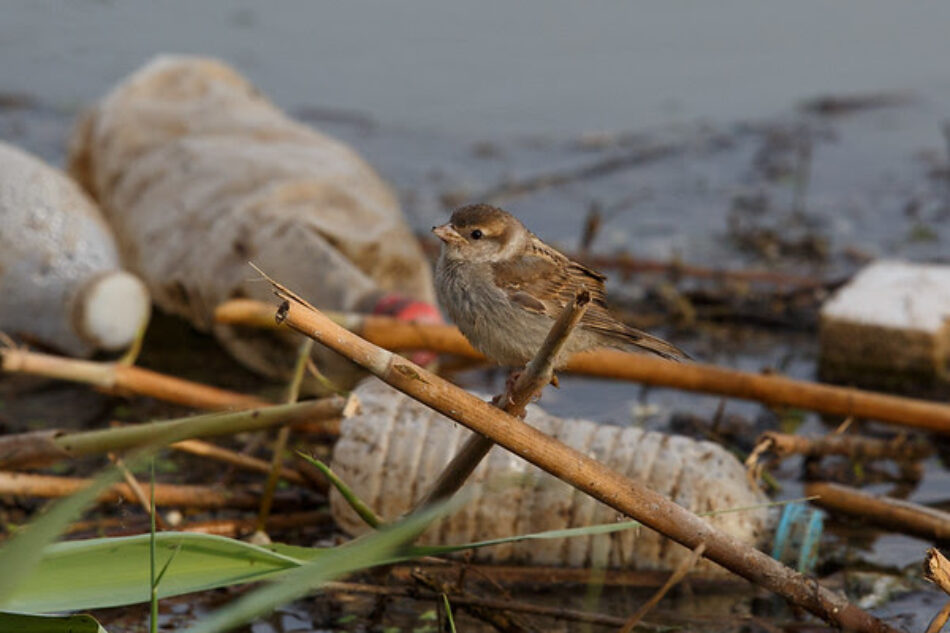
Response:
[432,204,687,370]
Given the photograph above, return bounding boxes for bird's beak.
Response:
[432,223,464,245]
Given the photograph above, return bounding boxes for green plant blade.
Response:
[0,465,124,607]
[0,612,107,633]
[3,533,323,613]
[7,497,792,616]
[181,498,460,633]
[297,453,381,528]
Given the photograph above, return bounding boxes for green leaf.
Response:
[8,497,794,617]
[180,499,460,633]
[442,595,457,633]
[0,612,107,633]
[3,533,322,613]
[297,453,381,529]
[0,465,124,607]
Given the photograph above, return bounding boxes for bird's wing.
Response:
[491,237,608,318]
[492,237,688,361]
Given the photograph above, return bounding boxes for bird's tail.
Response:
[618,326,690,362]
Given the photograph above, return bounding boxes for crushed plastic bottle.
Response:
[68,55,438,386]
[0,141,150,356]
[330,379,776,576]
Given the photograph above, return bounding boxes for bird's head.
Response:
[432,204,527,264]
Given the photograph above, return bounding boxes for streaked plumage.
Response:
[433,204,687,368]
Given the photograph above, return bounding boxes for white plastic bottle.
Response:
[68,55,439,387]
[330,379,775,576]
[0,142,150,357]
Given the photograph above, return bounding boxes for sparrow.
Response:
[432,204,687,369]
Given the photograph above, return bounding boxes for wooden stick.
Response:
[170,439,308,487]
[177,511,331,538]
[806,482,950,541]
[63,510,330,538]
[926,601,950,633]
[0,397,346,469]
[1,348,267,410]
[266,289,903,632]
[416,290,591,510]
[751,431,933,461]
[0,471,276,509]
[216,299,950,434]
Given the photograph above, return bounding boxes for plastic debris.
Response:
[68,55,437,386]
[330,378,774,575]
[820,259,950,394]
[0,141,150,356]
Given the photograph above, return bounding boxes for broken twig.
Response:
[807,482,950,542]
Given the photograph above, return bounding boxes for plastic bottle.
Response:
[331,379,779,576]
[68,55,438,387]
[0,141,150,357]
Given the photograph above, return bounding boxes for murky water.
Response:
[2,3,949,630]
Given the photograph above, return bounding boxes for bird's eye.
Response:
[470,229,483,240]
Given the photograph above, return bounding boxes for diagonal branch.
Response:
[263,273,904,633]
[415,289,590,511]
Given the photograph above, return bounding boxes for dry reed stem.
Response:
[618,542,706,633]
[926,601,950,633]
[749,431,932,463]
[108,452,168,529]
[177,510,331,538]
[170,439,308,487]
[1,348,267,410]
[264,287,902,633]
[0,397,345,470]
[0,471,271,509]
[807,482,950,541]
[257,339,313,532]
[416,290,591,511]
[216,299,950,434]
[62,510,330,538]
[926,548,950,594]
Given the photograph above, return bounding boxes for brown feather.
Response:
[493,234,688,361]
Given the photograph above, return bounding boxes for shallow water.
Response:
[2,3,949,631]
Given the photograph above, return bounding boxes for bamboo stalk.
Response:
[216,299,950,434]
[0,472,270,509]
[1,348,267,410]
[806,482,950,541]
[0,397,346,469]
[266,289,902,633]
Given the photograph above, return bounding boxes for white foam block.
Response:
[821,260,950,333]
[820,260,950,388]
